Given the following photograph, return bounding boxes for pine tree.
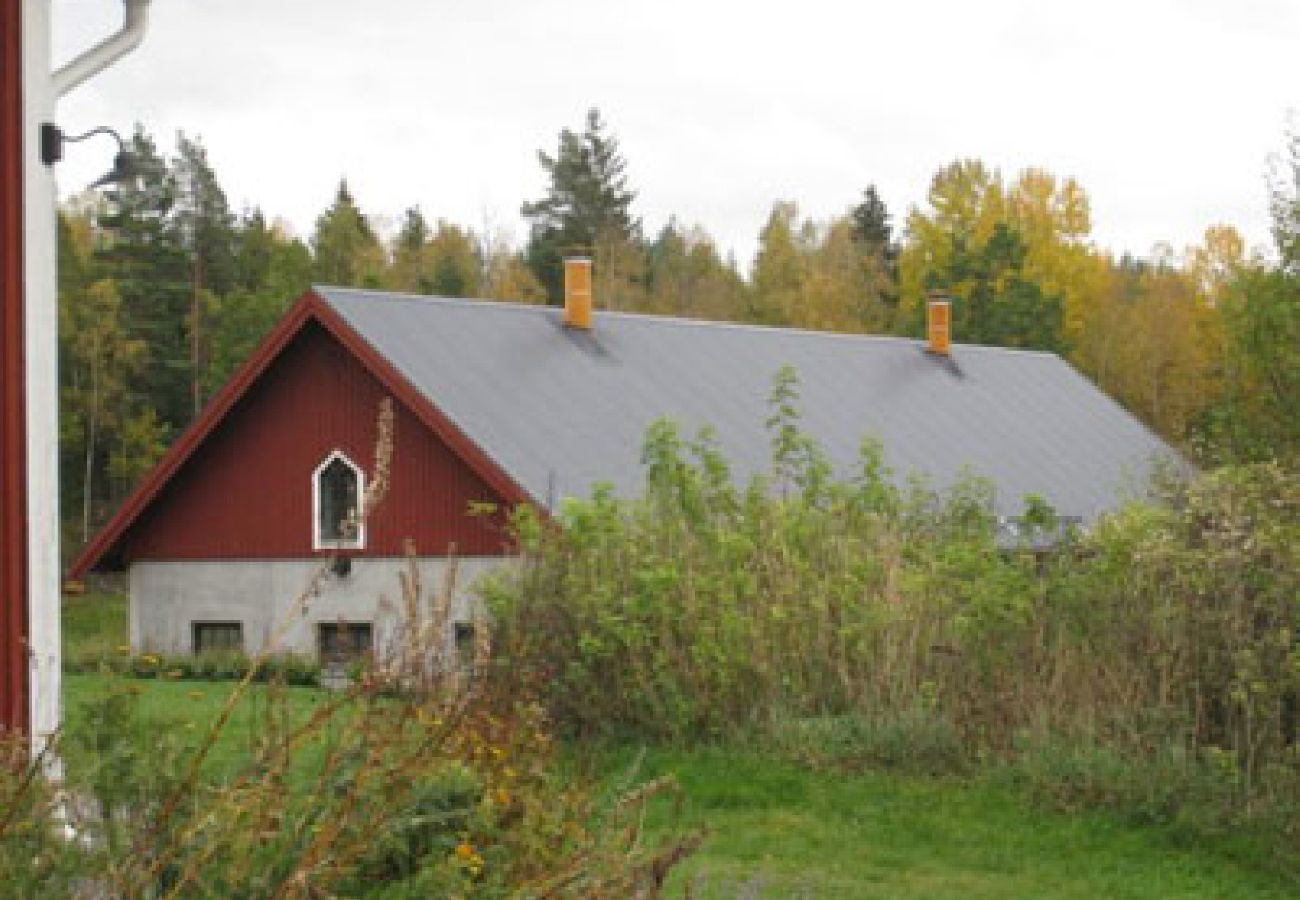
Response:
[926,222,1066,352]
[388,206,432,293]
[312,179,385,288]
[850,185,892,250]
[522,108,640,302]
[207,210,312,392]
[173,133,236,416]
[94,127,192,434]
[849,184,899,316]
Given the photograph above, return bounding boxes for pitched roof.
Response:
[316,286,1178,522]
[69,289,533,577]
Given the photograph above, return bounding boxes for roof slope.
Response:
[317,287,1177,522]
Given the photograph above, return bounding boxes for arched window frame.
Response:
[312,450,366,551]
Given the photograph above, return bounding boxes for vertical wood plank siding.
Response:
[119,322,511,562]
[0,0,29,735]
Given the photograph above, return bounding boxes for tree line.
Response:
[57,109,1300,549]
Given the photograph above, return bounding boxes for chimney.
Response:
[563,256,593,330]
[926,297,951,356]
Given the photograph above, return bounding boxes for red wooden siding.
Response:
[117,321,512,563]
[1,0,28,735]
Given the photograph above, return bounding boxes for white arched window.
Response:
[312,451,366,550]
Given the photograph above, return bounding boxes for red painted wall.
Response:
[1,0,29,736]
[116,322,512,564]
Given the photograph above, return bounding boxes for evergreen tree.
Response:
[388,206,433,293]
[207,210,312,392]
[232,208,276,292]
[921,223,1066,352]
[173,133,236,416]
[312,179,385,288]
[387,209,481,297]
[849,184,899,315]
[850,185,893,250]
[95,127,192,433]
[522,108,640,302]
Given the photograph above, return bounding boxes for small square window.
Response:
[193,621,244,655]
[318,621,373,664]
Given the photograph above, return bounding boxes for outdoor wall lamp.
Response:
[39,123,138,188]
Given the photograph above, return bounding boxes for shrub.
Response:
[483,369,1299,872]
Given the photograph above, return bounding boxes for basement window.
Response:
[193,621,244,655]
[318,621,373,665]
[313,451,365,550]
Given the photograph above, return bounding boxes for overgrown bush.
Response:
[483,368,1300,874]
[3,563,701,897]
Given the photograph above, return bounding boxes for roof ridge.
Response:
[313,285,1063,360]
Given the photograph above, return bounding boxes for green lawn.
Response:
[602,746,1293,899]
[62,672,332,782]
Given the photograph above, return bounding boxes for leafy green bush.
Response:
[484,368,1300,874]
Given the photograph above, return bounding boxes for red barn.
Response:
[73,266,1180,661]
[70,290,526,660]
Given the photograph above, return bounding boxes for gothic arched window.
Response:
[313,451,365,549]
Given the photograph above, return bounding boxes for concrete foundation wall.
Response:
[128,556,508,659]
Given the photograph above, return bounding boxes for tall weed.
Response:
[484,370,1299,870]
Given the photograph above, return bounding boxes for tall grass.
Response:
[0,397,702,897]
[484,369,1300,872]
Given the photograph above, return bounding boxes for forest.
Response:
[57,108,1299,551]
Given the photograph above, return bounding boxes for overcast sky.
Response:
[53,0,1298,268]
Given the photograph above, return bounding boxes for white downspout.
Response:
[52,0,151,98]
[26,0,151,763]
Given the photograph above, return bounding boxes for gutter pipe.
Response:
[51,0,151,98]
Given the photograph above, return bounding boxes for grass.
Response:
[62,672,331,782]
[597,746,1295,899]
[61,591,327,779]
[61,588,127,662]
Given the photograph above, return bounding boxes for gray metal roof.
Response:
[316,286,1179,523]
